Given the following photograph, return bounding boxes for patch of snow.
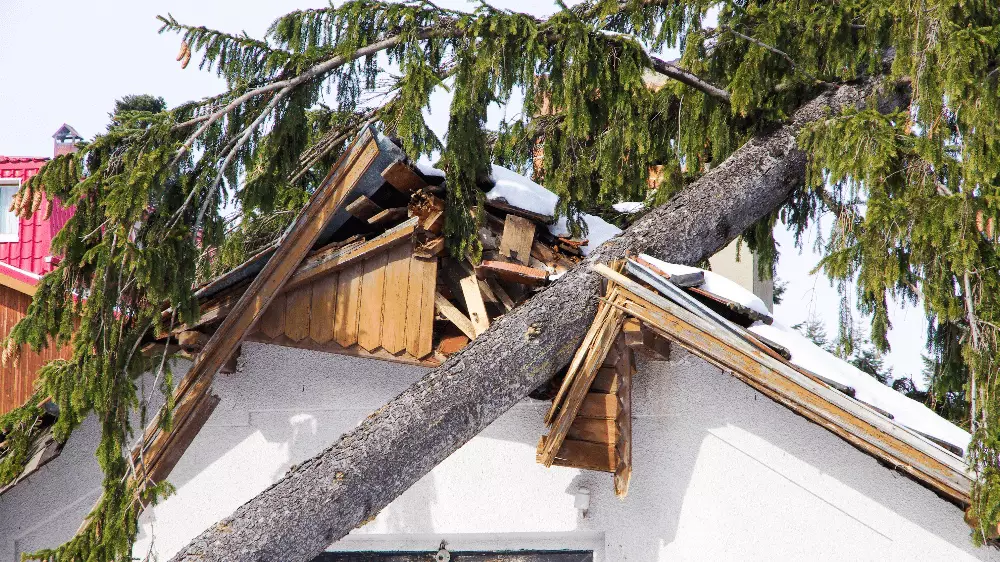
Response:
[486,165,559,217]
[638,254,772,319]
[549,214,622,256]
[485,165,622,255]
[749,321,971,455]
[613,201,645,214]
[415,160,446,179]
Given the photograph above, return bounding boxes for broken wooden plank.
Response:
[380,244,412,354]
[479,260,548,286]
[539,300,625,466]
[422,209,445,234]
[614,334,634,497]
[485,276,515,312]
[284,284,312,342]
[345,194,383,221]
[284,217,418,292]
[309,273,338,344]
[486,198,554,224]
[334,261,364,348]
[415,237,445,258]
[131,125,381,497]
[546,285,621,422]
[381,160,427,193]
[448,260,490,337]
[357,251,389,352]
[367,207,408,228]
[434,292,477,341]
[499,214,536,265]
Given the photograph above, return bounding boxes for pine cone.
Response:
[42,197,52,220]
[9,191,20,213]
[179,41,192,69]
[19,185,32,218]
[30,189,43,216]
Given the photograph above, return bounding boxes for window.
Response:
[0,179,20,242]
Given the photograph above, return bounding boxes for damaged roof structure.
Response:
[0,123,980,558]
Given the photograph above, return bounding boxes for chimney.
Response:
[52,124,83,158]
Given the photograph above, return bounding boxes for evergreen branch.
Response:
[647,55,731,103]
[172,25,462,161]
[719,25,834,87]
[195,85,295,230]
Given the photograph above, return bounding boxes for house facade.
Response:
[0,126,79,416]
[0,128,991,561]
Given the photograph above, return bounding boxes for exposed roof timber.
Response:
[593,263,972,506]
[132,126,390,489]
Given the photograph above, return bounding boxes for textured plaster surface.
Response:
[1,342,996,561]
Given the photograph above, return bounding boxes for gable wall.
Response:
[0,283,72,415]
[1,343,995,561]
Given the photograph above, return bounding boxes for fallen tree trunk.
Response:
[171,82,880,562]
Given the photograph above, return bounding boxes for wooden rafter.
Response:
[132,127,383,486]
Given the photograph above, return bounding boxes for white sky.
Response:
[0,0,928,381]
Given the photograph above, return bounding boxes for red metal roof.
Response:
[0,156,75,286]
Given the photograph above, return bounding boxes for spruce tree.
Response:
[2,0,999,557]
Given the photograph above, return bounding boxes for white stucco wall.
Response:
[1,342,994,561]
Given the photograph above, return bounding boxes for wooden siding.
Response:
[250,241,437,364]
[0,284,72,415]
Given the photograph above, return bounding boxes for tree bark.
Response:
[170,82,879,562]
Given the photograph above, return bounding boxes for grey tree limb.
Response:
[170,80,883,562]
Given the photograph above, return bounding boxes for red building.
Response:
[0,124,80,413]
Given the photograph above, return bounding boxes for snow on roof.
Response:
[613,201,645,214]
[486,165,623,256]
[415,160,445,179]
[487,164,559,217]
[639,255,772,319]
[749,321,971,454]
[634,254,969,455]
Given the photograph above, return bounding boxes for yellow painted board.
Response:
[357,252,389,352]
[380,244,412,354]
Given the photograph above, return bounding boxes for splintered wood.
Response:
[537,267,634,496]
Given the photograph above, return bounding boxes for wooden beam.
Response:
[592,264,972,504]
[614,334,634,497]
[486,198,554,224]
[434,292,477,341]
[478,260,548,286]
[367,207,408,228]
[381,160,427,193]
[345,195,383,221]
[539,294,625,466]
[485,276,515,312]
[447,260,490,337]
[132,129,382,485]
[284,218,418,293]
[539,436,615,473]
[499,214,536,265]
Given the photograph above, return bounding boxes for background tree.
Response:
[1,0,998,559]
